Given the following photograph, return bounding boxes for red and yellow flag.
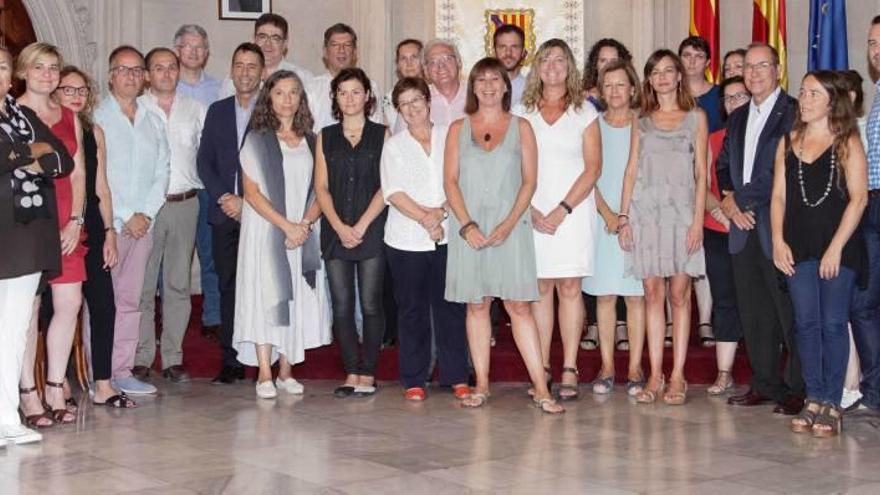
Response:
[752,0,788,89]
[689,0,720,83]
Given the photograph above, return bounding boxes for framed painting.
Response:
[219,0,271,20]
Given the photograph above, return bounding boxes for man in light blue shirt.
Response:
[174,23,223,337]
[94,45,169,396]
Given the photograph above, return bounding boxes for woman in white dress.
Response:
[235,70,332,399]
[516,39,601,401]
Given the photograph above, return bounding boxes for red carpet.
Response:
[168,296,752,385]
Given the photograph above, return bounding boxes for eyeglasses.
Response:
[397,95,426,110]
[56,86,90,97]
[177,43,206,53]
[111,65,145,78]
[426,54,456,68]
[744,61,774,73]
[255,33,285,44]
[721,92,750,104]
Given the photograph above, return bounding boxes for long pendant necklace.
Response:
[797,143,835,208]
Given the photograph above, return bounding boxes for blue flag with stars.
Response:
[808,0,848,70]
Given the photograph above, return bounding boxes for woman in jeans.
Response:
[771,70,867,438]
[314,67,388,398]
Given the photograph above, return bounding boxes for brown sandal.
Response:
[45,381,76,424]
[18,386,54,429]
[791,399,822,433]
[812,403,843,438]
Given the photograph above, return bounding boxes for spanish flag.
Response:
[752,0,788,89]
[690,0,720,83]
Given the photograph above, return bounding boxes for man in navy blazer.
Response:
[716,42,804,414]
[197,42,264,384]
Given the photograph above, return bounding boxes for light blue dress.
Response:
[582,117,644,296]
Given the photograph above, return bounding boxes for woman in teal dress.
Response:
[582,60,646,397]
[444,57,562,414]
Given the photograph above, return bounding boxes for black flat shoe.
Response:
[334,385,356,398]
[212,366,245,385]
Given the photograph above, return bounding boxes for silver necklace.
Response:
[797,143,835,208]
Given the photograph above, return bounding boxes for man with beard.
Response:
[493,24,527,107]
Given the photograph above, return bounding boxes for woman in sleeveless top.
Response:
[55,66,135,409]
[771,71,868,438]
[16,43,87,426]
[445,57,562,414]
[516,39,600,402]
[618,50,707,406]
[582,60,647,397]
[315,68,388,398]
[236,71,332,399]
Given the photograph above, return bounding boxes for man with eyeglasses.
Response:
[219,13,314,99]
[132,48,206,386]
[493,24,528,107]
[716,42,804,415]
[422,39,466,126]
[309,22,384,132]
[173,24,223,342]
[94,45,170,396]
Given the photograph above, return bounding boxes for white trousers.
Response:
[0,272,41,426]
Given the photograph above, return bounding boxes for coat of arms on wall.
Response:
[484,8,536,66]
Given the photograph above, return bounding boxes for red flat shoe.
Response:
[452,384,471,400]
[404,387,426,401]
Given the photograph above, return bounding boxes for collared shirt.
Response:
[510,72,526,108]
[866,80,880,190]
[309,71,385,132]
[743,86,782,184]
[139,90,206,194]
[176,71,221,107]
[429,82,466,126]
[381,124,450,251]
[94,95,170,232]
[218,59,315,99]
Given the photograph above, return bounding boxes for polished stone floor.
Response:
[4,380,880,494]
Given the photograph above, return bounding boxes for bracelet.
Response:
[559,201,573,214]
[458,220,478,238]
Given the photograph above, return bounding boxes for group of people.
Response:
[1,11,879,446]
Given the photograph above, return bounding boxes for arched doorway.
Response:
[0,0,37,96]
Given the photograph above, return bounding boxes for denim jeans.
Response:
[197,190,221,326]
[850,196,880,409]
[788,260,856,406]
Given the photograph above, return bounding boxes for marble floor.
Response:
[3,381,880,495]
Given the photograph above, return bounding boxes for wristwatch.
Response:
[69,215,84,226]
[442,209,449,220]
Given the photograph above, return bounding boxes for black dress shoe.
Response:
[773,395,805,415]
[162,365,191,383]
[131,365,151,381]
[212,366,245,385]
[728,389,774,406]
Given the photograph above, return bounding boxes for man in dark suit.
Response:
[197,42,264,384]
[716,42,805,415]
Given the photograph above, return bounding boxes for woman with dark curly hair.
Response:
[582,38,632,111]
[314,67,389,398]
[234,70,332,399]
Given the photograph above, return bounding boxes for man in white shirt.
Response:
[423,39,466,126]
[219,13,314,98]
[716,42,803,414]
[133,48,206,384]
[493,24,528,107]
[310,23,384,132]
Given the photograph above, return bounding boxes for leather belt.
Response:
[165,189,199,202]
[870,189,880,199]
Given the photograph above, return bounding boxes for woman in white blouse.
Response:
[381,77,470,401]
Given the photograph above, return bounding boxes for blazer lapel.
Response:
[754,94,789,159]
[733,110,748,187]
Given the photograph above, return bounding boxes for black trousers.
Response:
[82,216,115,381]
[731,233,803,402]
[386,245,468,388]
[326,255,385,375]
[211,218,242,369]
[704,229,742,343]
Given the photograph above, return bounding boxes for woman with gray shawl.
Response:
[234,70,332,399]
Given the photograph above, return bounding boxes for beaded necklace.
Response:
[796,143,835,208]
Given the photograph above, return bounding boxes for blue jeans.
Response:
[788,260,856,406]
[851,196,880,409]
[197,190,221,326]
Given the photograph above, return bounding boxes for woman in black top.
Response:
[314,68,388,397]
[0,46,73,444]
[771,70,868,438]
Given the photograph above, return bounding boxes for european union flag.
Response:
[808,0,848,70]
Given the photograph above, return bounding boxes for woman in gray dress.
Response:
[618,49,707,405]
[444,57,562,414]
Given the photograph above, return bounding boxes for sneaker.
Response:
[277,378,304,395]
[256,380,277,399]
[112,376,158,395]
[2,423,42,445]
[842,388,863,410]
